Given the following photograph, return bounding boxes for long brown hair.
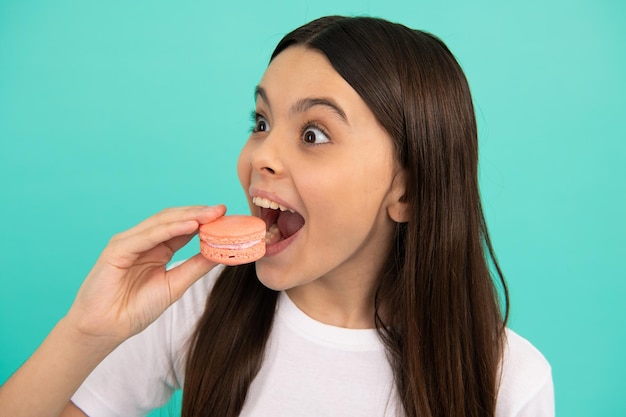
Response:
[182,16,509,417]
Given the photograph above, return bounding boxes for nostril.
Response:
[250,143,281,176]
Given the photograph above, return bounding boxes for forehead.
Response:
[257,45,375,124]
[257,46,363,109]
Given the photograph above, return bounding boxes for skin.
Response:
[0,205,226,417]
[238,46,408,329]
[0,45,409,416]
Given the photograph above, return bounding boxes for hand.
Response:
[65,205,226,345]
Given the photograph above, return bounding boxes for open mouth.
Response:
[253,196,305,245]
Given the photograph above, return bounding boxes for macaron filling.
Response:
[205,239,263,250]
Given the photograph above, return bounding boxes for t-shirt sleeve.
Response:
[496,329,555,417]
[509,372,554,417]
[71,265,219,417]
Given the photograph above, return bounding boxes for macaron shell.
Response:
[199,215,266,265]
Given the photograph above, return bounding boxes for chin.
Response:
[254,263,290,291]
[254,262,311,292]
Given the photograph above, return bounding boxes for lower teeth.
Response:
[265,224,281,244]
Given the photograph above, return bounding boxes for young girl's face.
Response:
[237,46,406,296]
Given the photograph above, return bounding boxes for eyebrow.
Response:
[255,86,349,124]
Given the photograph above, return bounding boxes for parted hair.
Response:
[182,16,508,417]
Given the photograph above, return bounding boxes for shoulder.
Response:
[496,329,554,417]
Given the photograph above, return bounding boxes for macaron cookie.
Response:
[199,215,266,266]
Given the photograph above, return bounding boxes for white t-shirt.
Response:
[71,266,554,417]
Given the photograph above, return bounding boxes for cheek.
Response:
[297,163,381,224]
[304,159,394,236]
[237,144,252,189]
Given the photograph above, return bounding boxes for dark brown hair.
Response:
[182,16,508,417]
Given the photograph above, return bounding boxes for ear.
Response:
[387,169,410,223]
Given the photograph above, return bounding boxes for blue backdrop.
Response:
[1,1,624,416]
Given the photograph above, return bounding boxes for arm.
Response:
[61,402,88,417]
[60,402,89,417]
[0,205,226,417]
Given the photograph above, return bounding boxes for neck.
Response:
[286,275,377,329]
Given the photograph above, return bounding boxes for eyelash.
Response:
[300,121,331,146]
[248,110,332,145]
[249,110,264,133]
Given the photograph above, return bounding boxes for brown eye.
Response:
[304,130,316,143]
[302,126,330,145]
[255,116,270,132]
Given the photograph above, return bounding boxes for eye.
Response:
[302,124,330,145]
[252,114,270,133]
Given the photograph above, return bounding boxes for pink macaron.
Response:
[199,215,266,266]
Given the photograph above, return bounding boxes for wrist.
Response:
[0,315,123,417]
[57,313,124,358]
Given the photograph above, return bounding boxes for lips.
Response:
[252,195,305,245]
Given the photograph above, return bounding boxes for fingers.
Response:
[166,253,218,302]
[113,205,226,242]
[162,232,197,255]
[103,220,196,269]
[102,205,225,269]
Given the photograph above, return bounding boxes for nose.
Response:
[249,133,285,177]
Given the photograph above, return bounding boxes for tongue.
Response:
[277,210,305,238]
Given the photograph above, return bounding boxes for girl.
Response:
[0,16,553,417]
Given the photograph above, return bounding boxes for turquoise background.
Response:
[1,1,624,416]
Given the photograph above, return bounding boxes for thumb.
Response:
[166,254,218,303]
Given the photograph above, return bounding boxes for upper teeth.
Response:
[252,196,294,212]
